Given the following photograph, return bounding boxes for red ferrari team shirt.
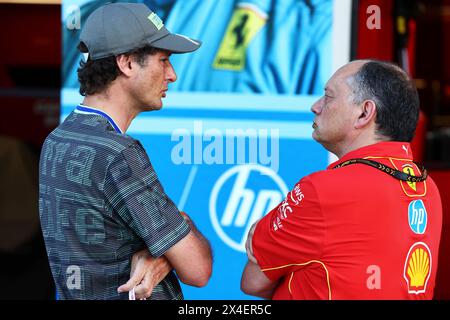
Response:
[252,142,442,299]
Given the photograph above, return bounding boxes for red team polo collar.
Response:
[328,141,414,170]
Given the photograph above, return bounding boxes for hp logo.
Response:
[209,164,288,252]
[408,199,427,234]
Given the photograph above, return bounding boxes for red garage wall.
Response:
[356,0,450,299]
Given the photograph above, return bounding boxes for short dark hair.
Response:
[349,60,420,142]
[77,43,158,96]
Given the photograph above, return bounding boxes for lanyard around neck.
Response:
[332,158,428,182]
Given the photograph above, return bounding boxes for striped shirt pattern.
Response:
[39,111,190,300]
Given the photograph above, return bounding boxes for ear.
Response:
[116,54,134,77]
[355,100,377,129]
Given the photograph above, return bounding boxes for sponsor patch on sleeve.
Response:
[408,199,428,234]
[271,183,305,231]
[389,159,427,197]
[403,242,432,294]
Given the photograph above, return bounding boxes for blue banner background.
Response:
[61,0,340,299]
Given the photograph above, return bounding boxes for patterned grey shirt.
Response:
[39,110,190,300]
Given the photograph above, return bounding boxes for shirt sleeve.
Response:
[252,176,325,281]
[104,143,190,257]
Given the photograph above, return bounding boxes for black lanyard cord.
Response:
[332,158,428,182]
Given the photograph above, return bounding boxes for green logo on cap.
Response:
[148,12,164,30]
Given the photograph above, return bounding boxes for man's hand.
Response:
[117,249,172,300]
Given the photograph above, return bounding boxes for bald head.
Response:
[342,59,368,74]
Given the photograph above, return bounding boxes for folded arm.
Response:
[240,221,279,299]
[164,211,213,287]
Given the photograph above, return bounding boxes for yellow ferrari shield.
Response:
[213,5,267,71]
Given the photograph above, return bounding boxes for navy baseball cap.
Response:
[79,2,201,60]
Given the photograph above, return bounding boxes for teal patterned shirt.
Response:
[39,109,190,300]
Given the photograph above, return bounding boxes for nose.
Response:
[166,62,177,83]
[311,97,323,115]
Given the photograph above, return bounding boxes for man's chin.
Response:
[312,131,319,142]
[312,132,328,148]
[142,103,163,112]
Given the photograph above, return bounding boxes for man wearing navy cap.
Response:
[39,2,212,300]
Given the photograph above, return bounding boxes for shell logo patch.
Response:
[403,242,432,294]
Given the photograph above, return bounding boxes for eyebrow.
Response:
[159,49,172,56]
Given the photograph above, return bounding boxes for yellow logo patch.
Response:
[402,164,417,191]
[148,12,164,30]
[213,5,267,71]
[403,242,432,294]
[388,158,426,197]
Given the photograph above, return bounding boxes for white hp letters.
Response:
[210,165,288,252]
[411,206,425,228]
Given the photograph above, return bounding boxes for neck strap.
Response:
[332,158,428,182]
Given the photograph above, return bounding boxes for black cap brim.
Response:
[150,33,201,54]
